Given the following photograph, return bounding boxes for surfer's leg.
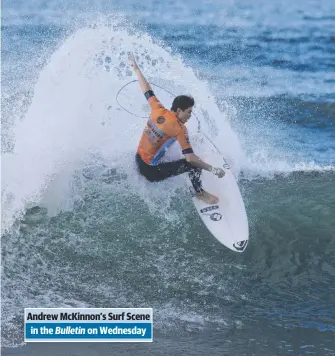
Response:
[136,154,218,203]
[156,161,218,204]
[187,166,203,192]
[151,159,203,191]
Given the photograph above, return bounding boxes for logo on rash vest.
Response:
[157,116,165,124]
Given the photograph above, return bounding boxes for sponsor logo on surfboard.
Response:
[200,205,219,213]
[210,212,222,221]
[233,240,248,251]
[201,211,223,221]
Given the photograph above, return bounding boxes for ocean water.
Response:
[1,0,335,355]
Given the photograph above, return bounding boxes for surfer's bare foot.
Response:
[195,190,219,204]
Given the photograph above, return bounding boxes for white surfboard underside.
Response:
[186,152,249,253]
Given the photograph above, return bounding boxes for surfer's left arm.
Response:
[185,153,225,178]
[177,129,225,178]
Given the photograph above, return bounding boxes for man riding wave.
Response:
[129,53,225,204]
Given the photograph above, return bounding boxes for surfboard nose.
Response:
[232,240,248,252]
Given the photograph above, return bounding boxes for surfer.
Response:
[129,53,225,204]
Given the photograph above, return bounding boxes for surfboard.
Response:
[186,151,249,253]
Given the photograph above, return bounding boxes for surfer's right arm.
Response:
[128,53,152,94]
[128,52,165,111]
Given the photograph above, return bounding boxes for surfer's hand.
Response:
[211,167,225,178]
[128,52,139,71]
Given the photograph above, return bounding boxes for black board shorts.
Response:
[135,153,203,193]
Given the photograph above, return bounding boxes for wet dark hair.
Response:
[171,95,195,112]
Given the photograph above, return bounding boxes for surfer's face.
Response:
[176,107,193,124]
